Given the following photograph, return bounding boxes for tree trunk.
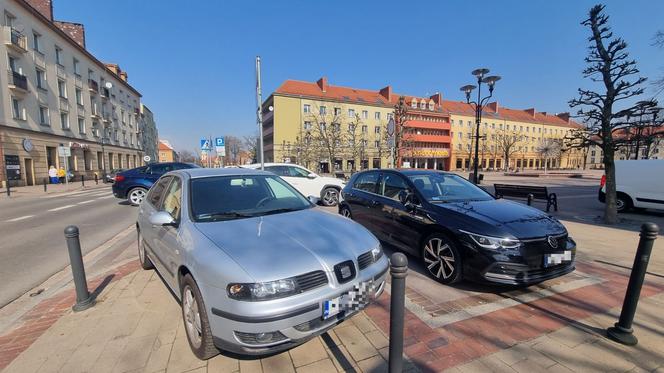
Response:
[603,147,618,224]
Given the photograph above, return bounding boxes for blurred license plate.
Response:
[323,281,374,320]
[544,251,572,267]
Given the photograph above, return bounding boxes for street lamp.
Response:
[460,68,501,184]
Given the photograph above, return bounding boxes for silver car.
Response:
[136,168,388,359]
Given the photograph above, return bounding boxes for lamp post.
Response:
[460,68,501,184]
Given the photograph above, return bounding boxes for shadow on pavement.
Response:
[90,274,115,302]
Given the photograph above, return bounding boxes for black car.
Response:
[338,169,575,285]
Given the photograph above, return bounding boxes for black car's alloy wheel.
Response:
[422,234,462,284]
[340,206,352,219]
[180,274,218,360]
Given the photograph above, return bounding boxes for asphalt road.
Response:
[0,187,138,307]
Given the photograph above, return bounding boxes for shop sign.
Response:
[410,148,450,158]
[4,155,21,180]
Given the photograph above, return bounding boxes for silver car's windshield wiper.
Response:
[197,211,255,221]
[258,207,303,216]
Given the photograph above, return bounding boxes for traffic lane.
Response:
[0,196,137,307]
[0,188,114,221]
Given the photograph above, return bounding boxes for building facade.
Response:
[1,0,144,186]
[262,78,452,174]
[158,140,177,163]
[139,103,158,163]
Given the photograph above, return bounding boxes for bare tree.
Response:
[305,104,346,173]
[224,135,243,165]
[567,4,648,224]
[393,96,415,167]
[243,133,259,163]
[623,101,663,159]
[179,149,199,163]
[344,114,365,172]
[652,30,664,94]
[495,128,526,171]
[536,139,562,174]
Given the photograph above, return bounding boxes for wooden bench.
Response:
[493,184,558,212]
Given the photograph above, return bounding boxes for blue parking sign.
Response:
[216,137,225,147]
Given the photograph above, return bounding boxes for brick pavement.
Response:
[0,180,109,198]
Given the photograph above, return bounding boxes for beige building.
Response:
[1,0,144,186]
[158,140,177,163]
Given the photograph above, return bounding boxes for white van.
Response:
[599,159,664,212]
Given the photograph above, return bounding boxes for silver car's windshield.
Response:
[408,173,493,203]
[191,175,312,222]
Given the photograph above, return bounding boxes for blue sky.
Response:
[53,1,664,152]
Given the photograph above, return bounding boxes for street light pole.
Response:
[461,68,501,184]
[255,56,264,171]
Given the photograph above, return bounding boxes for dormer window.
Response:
[428,100,435,110]
[411,99,417,109]
[419,101,426,109]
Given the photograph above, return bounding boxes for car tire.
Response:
[616,193,633,213]
[127,187,148,206]
[422,233,463,285]
[321,187,340,206]
[180,273,218,360]
[340,206,352,219]
[137,230,154,270]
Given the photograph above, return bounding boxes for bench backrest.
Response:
[494,184,549,199]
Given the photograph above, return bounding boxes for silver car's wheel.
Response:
[128,187,147,206]
[183,285,203,349]
[137,231,153,270]
[321,187,339,206]
[423,234,462,284]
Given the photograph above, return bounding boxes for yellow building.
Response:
[446,102,585,170]
[158,140,177,163]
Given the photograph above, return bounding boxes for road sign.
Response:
[215,137,225,154]
[200,138,211,151]
[58,146,71,157]
[143,155,151,162]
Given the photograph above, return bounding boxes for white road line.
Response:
[48,205,75,212]
[77,200,95,205]
[96,195,115,200]
[5,215,34,222]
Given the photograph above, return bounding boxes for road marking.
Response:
[48,205,75,212]
[5,215,34,222]
[96,195,115,200]
[77,200,95,205]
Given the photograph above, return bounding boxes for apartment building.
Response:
[447,102,585,170]
[1,0,144,186]
[262,77,452,173]
[139,103,158,163]
[158,140,177,163]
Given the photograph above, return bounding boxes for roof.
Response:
[183,168,271,179]
[272,79,581,128]
[158,140,174,151]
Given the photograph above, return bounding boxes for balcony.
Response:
[7,70,28,93]
[4,27,27,53]
[101,87,110,99]
[88,79,99,94]
[102,112,111,123]
[408,134,452,144]
[91,104,101,119]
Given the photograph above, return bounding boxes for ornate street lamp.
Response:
[460,68,501,184]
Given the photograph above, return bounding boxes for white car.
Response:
[242,163,345,206]
[599,159,664,212]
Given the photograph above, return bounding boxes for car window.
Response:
[380,174,408,200]
[288,166,310,178]
[409,173,493,203]
[353,172,379,194]
[147,176,172,207]
[266,177,293,198]
[265,166,290,176]
[172,163,194,170]
[147,164,174,174]
[161,177,182,220]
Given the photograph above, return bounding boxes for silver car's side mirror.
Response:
[308,195,320,205]
[149,211,177,227]
[307,173,317,179]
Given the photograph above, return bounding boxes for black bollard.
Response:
[527,193,534,206]
[43,177,48,192]
[607,222,659,345]
[389,253,408,373]
[81,175,85,187]
[5,181,10,197]
[94,173,98,185]
[64,226,95,312]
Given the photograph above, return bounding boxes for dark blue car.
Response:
[112,162,199,205]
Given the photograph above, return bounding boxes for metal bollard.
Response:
[94,174,98,185]
[81,175,85,187]
[64,226,95,312]
[43,177,48,192]
[5,181,10,197]
[607,222,659,345]
[388,252,408,373]
[527,193,534,206]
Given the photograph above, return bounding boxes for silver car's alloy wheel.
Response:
[183,286,203,349]
[423,238,455,280]
[322,188,339,206]
[129,188,146,205]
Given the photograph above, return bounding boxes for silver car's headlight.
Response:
[227,278,299,301]
[459,230,521,250]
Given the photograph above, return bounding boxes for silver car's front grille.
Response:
[357,251,376,270]
[333,260,356,284]
[295,270,328,292]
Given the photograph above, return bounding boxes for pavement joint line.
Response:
[4,215,34,222]
[47,204,75,212]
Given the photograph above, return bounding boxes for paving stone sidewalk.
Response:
[0,181,109,198]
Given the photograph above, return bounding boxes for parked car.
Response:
[136,168,387,358]
[338,169,576,285]
[598,159,664,212]
[105,168,125,183]
[112,162,198,205]
[241,163,345,206]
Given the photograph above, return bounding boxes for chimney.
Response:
[105,63,120,75]
[316,77,328,92]
[380,86,393,101]
[119,71,128,82]
[487,101,499,112]
[525,108,536,117]
[24,0,53,20]
[557,112,571,123]
[54,21,86,48]
[430,92,443,105]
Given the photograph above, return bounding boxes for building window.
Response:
[73,58,80,75]
[11,96,23,119]
[32,31,41,52]
[387,113,393,120]
[303,104,310,113]
[334,107,341,116]
[114,129,119,141]
[506,124,510,130]
[466,144,471,151]
[467,132,472,139]
[374,140,380,148]
[319,106,326,115]
[55,46,63,65]
[58,80,67,98]
[458,132,462,139]
[78,117,85,134]
[60,112,70,130]
[375,112,381,120]
[75,88,83,105]
[451,119,454,126]
[362,110,368,119]
[348,109,355,118]
[303,121,312,130]
[39,106,49,125]
[362,125,368,133]
[36,68,46,90]
[374,126,380,134]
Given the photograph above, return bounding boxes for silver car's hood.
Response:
[194,208,378,282]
